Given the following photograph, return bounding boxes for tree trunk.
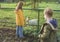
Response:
[0,4,1,8]
[31,0,39,8]
[4,0,12,3]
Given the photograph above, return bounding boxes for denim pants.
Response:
[16,26,24,38]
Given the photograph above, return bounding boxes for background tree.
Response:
[0,4,1,8]
[58,0,60,3]
[31,0,39,8]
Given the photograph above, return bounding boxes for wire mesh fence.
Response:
[0,7,60,42]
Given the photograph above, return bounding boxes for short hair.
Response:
[44,8,53,17]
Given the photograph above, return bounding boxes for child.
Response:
[39,8,58,42]
[14,1,24,38]
[44,7,57,28]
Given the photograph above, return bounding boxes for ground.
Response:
[0,28,21,42]
[0,2,60,42]
[0,28,39,42]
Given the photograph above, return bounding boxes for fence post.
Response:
[37,10,40,33]
[0,4,1,8]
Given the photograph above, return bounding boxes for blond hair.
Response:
[16,1,23,11]
[44,8,53,17]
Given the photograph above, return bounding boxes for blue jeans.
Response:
[16,26,24,38]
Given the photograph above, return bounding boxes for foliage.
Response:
[0,2,60,38]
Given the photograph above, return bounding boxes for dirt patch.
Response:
[0,28,39,42]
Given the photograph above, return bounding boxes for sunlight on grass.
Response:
[0,2,60,9]
[0,2,60,37]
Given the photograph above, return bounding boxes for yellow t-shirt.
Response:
[15,10,24,26]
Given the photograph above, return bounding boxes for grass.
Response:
[0,2,60,9]
[0,2,60,37]
[0,3,60,26]
[39,2,60,10]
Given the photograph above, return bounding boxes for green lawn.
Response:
[0,2,60,10]
[0,2,60,37]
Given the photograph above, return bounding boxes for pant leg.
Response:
[16,26,19,37]
[19,26,24,38]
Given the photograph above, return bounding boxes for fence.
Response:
[0,8,60,26]
[0,8,60,41]
[0,8,60,30]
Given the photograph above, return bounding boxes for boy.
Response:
[39,8,58,42]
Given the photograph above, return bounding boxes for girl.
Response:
[15,1,24,38]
